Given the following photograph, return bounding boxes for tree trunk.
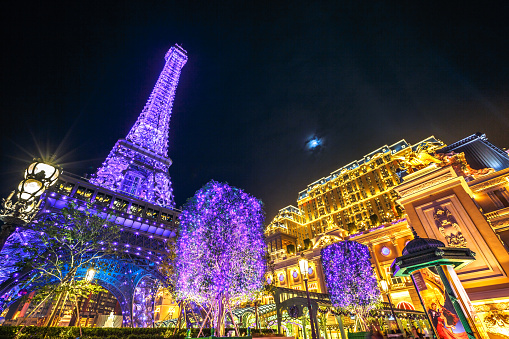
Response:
[226,299,240,336]
[74,295,82,337]
[255,301,259,329]
[54,291,70,326]
[44,290,64,327]
[173,303,184,335]
[15,292,54,339]
[198,301,215,338]
[215,296,226,337]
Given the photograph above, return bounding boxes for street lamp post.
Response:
[379,279,401,334]
[299,253,318,339]
[0,158,61,251]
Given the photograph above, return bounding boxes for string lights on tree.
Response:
[321,240,380,330]
[175,180,266,336]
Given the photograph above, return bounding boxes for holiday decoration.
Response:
[321,240,380,329]
[175,181,266,336]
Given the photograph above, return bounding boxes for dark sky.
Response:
[1,1,508,221]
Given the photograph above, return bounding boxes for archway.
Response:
[0,256,167,327]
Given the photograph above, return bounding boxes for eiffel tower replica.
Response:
[90,44,187,208]
[0,44,188,328]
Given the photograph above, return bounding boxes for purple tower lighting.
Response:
[90,44,187,208]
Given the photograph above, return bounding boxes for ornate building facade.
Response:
[265,133,509,338]
[265,136,444,252]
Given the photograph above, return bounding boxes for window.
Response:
[130,203,144,216]
[384,266,405,285]
[95,192,112,206]
[121,173,143,195]
[62,182,75,195]
[75,186,94,201]
[147,208,159,219]
[113,198,129,212]
[161,213,173,222]
[55,180,66,193]
[75,186,86,198]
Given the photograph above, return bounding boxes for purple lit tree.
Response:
[321,241,380,330]
[175,181,266,336]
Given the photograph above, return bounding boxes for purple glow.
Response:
[132,275,158,328]
[321,241,380,310]
[90,45,187,208]
[175,180,266,305]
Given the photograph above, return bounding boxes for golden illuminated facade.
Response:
[265,133,509,338]
[265,136,447,306]
[296,136,443,237]
[265,206,309,253]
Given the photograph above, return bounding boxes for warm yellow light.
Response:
[379,279,389,293]
[26,161,61,186]
[299,254,309,278]
[19,179,44,195]
[85,268,96,282]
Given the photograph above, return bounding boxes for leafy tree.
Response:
[321,240,380,330]
[10,203,120,336]
[175,181,266,336]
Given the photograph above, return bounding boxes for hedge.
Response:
[0,327,276,339]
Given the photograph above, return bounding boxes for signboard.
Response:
[308,282,318,290]
[412,267,469,339]
[413,271,427,291]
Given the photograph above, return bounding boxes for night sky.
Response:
[1,2,508,220]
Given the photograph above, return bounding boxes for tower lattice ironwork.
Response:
[90,44,188,208]
[0,44,187,328]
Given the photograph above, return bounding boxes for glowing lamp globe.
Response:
[379,279,389,293]
[25,159,61,187]
[299,254,309,279]
[17,178,45,201]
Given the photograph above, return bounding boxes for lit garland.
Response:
[175,181,266,305]
[321,240,380,327]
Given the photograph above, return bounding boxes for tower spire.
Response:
[126,45,187,156]
[90,44,187,208]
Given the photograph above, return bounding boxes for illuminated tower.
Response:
[90,44,187,208]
